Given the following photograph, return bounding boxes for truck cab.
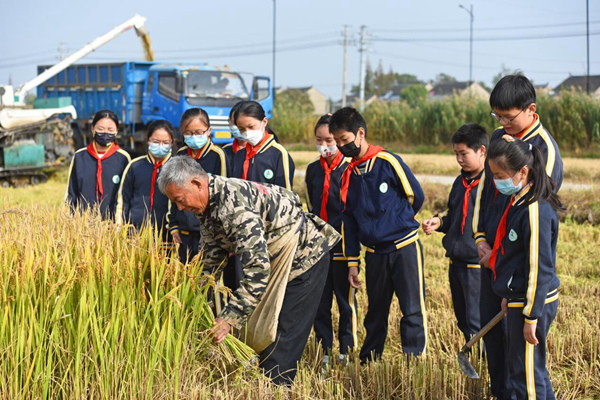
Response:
[141,64,272,144]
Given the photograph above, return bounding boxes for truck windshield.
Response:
[185,71,249,100]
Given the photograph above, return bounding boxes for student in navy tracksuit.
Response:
[472,75,563,400]
[231,101,295,189]
[167,108,229,264]
[422,123,488,343]
[487,136,562,400]
[116,120,174,242]
[65,109,130,219]
[330,107,427,362]
[305,114,357,366]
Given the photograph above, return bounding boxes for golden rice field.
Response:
[0,157,599,399]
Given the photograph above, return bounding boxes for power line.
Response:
[0,50,58,63]
[372,51,574,76]
[0,57,56,69]
[372,19,600,33]
[392,39,600,65]
[0,39,340,70]
[154,30,340,54]
[373,30,600,43]
[81,40,340,62]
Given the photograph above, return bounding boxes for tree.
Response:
[24,92,37,105]
[275,89,314,114]
[351,60,403,97]
[395,73,421,85]
[435,73,457,83]
[400,85,429,107]
[492,64,524,85]
[372,62,398,96]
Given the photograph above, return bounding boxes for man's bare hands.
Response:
[209,317,231,344]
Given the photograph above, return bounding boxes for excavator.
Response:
[0,14,154,187]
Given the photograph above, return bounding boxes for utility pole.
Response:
[459,4,474,89]
[358,25,367,112]
[342,25,349,108]
[59,42,65,61]
[586,0,590,94]
[272,0,277,96]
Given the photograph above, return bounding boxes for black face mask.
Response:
[95,132,116,147]
[338,136,361,158]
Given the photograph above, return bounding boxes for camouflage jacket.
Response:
[197,175,341,328]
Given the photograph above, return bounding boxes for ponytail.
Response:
[528,146,564,212]
[487,135,565,212]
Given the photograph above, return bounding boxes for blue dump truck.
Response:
[36,62,272,152]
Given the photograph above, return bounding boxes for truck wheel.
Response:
[30,174,48,185]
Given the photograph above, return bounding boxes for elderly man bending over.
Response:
[158,156,340,385]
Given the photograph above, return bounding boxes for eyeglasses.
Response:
[490,109,524,124]
[149,140,173,146]
[183,128,210,138]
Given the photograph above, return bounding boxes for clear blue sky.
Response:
[1,0,598,99]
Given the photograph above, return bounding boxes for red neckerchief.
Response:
[149,154,166,210]
[340,145,385,208]
[461,175,481,234]
[242,134,271,180]
[489,196,514,280]
[515,114,539,139]
[187,141,209,160]
[318,151,344,222]
[232,139,242,154]
[86,142,120,201]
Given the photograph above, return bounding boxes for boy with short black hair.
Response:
[329,107,427,362]
[473,74,563,399]
[422,123,488,343]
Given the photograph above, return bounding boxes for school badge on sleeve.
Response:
[379,182,388,193]
[508,229,518,242]
[264,169,274,179]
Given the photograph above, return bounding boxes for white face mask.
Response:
[316,145,338,158]
[241,122,265,146]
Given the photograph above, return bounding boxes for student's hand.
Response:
[479,252,491,269]
[172,231,182,244]
[210,317,231,344]
[477,242,492,269]
[422,218,440,235]
[501,298,508,316]
[348,267,361,289]
[523,322,539,346]
[476,241,492,260]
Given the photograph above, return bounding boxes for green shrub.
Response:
[273,90,600,154]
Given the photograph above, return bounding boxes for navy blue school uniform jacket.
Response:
[232,134,295,190]
[304,155,349,257]
[167,142,228,235]
[434,170,482,265]
[65,144,131,219]
[116,152,172,235]
[342,150,424,267]
[473,115,563,246]
[491,186,560,323]
[222,139,243,166]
